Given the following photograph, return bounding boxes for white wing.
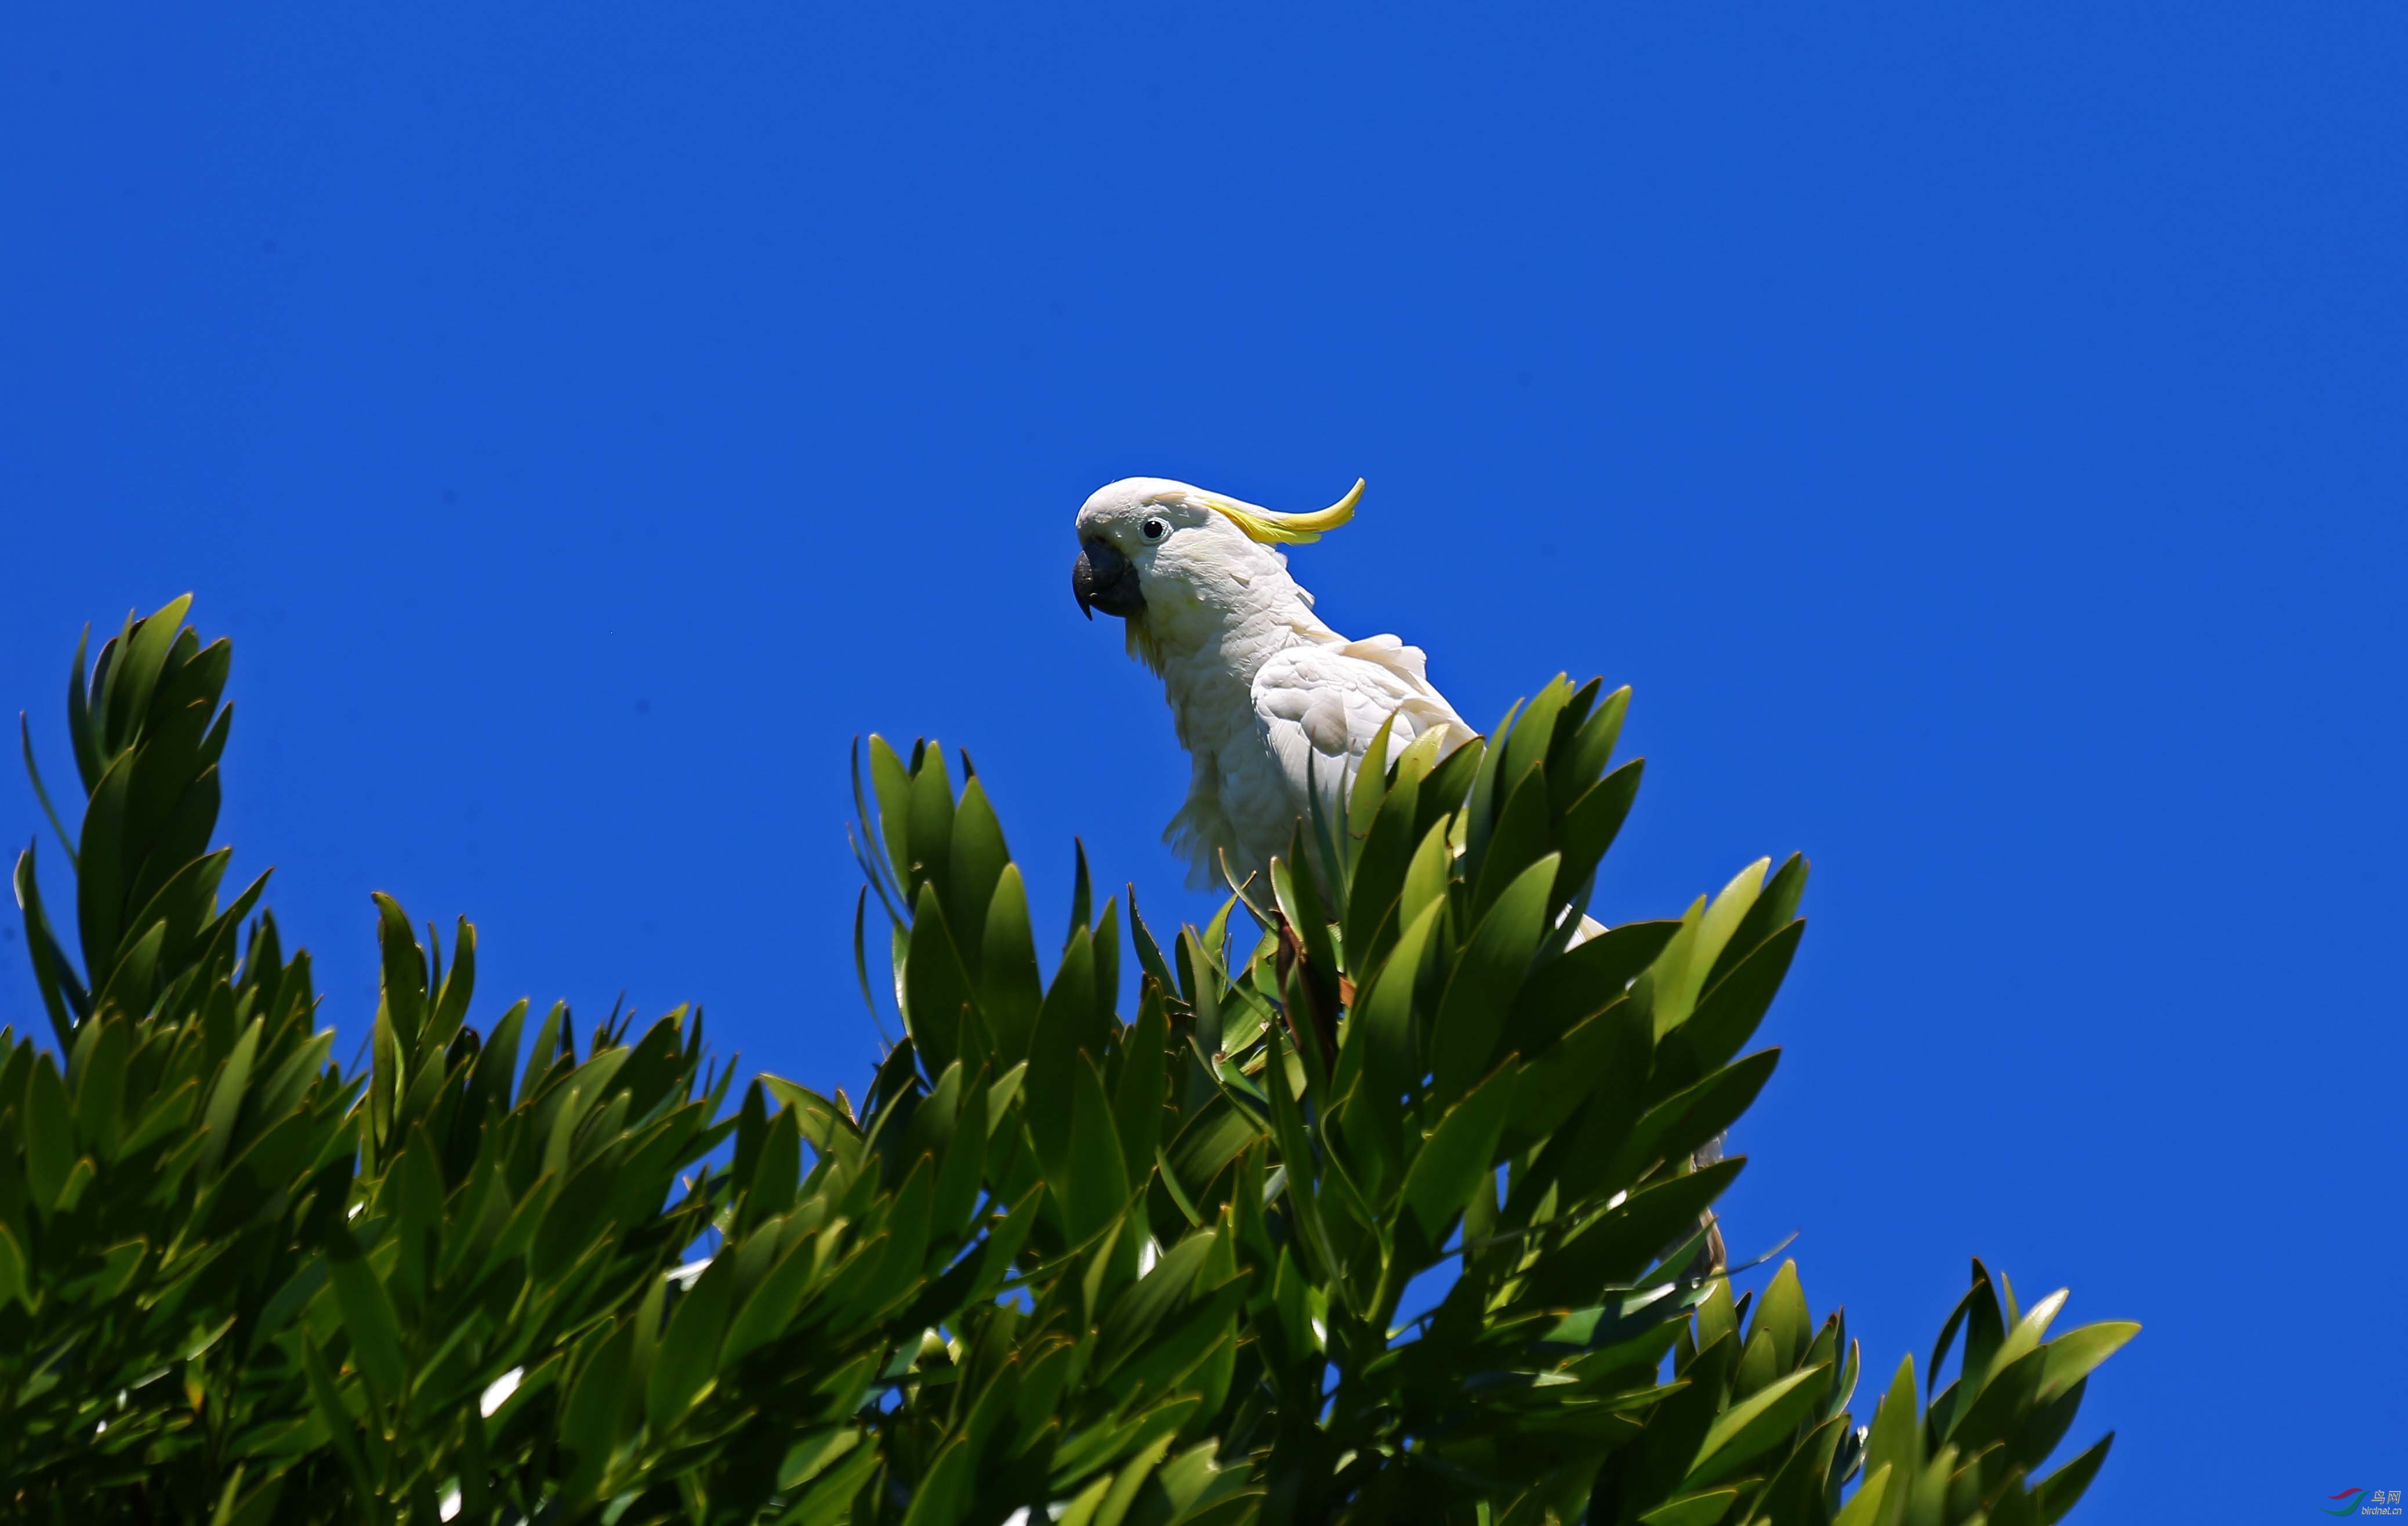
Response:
[1246,635,1474,873]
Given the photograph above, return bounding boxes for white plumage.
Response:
[1070,475,1476,891]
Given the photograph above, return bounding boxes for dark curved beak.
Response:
[1072,537,1145,620]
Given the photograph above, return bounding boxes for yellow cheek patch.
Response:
[1186,478,1364,544]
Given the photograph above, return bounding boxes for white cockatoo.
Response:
[1070,475,1475,892]
[1074,473,1718,1267]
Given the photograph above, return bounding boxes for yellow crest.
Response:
[1189,478,1365,544]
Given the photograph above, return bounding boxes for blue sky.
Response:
[4,3,2402,1513]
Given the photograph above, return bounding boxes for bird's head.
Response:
[1071,477,1363,652]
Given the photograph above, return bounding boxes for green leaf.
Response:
[1647,860,1768,1036]
[21,1053,75,1210]
[1164,1099,1263,1219]
[1598,1049,1779,1194]
[1753,1259,1812,1371]
[1342,763,1424,971]
[1038,924,1100,1061]
[1427,853,1556,1109]
[904,883,976,1073]
[1346,709,1400,844]
[1752,1414,1851,1526]
[1126,885,1178,999]
[1515,1158,1745,1307]
[326,1229,407,1400]
[1504,994,1649,1154]
[1702,851,1807,992]
[1351,896,1444,1099]
[300,1337,378,1502]
[2032,1431,2115,1524]
[650,1253,737,1431]
[1830,1463,1893,1526]
[75,750,133,980]
[1861,1354,1921,1494]
[1091,893,1122,1031]
[722,1237,820,1367]
[1098,1230,1217,1363]
[1259,1020,1339,1288]
[71,1015,129,1160]
[906,740,955,901]
[1028,926,1100,1179]
[1397,815,1454,939]
[14,851,88,1047]
[1463,701,1519,860]
[103,594,193,756]
[1686,1361,1830,1487]
[196,1015,263,1181]
[1558,684,1631,803]
[979,864,1044,1059]
[1468,773,1553,924]
[65,623,98,792]
[427,914,476,1052]
[1553,758,1644,904]
[0,1222,26,1310]
[468,997,530,1121]
[372,892,426,1057]
[1269,842,1335,1001]
[1496,673,1570,801]
[20,713,78,867]
[2037,1320,2139,1401]
[741,1106,802,1234]
[1501,918,1679,1058]
[1663,920,1803,1086]
[560,1319,637,1495]
[1980,1286,2069,1394]
[1398,1064,1515,1249]
[782,1440,881,1526]
[868,735,916,891]
[1115,989,1170,1176]
[523,999,568,1093]
[1637,1489,1739,1526]
[1068,835,1094,946]
[1061,1054,1130,1242]
[1417,735,1486,845]
[1947,1346,2047,1454]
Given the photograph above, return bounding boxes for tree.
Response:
[1,598,2134,1523]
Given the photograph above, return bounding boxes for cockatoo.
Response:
[1074,474,1722,1271]
[1069,475,1475,892]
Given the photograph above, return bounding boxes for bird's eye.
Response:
[1141,517,1169,542]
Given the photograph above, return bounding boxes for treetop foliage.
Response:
[0,598,2133,1524]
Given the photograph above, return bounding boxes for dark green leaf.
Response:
[1552,758,1644,906]
[650,1253,737,1431]
[868,734,916,892]
[326,1229,407,1400]
[1398,1064,1515,1249]
[1598,1049,1779,1194]
[1701,852,1807,993]
[372,892,426,1055]
[1861,1354,1921,1494]
[2032,1431,2115,1525]
[1350,896,1442,1100]
[1686,1361,1829,1487]
[1060,1054,1130,1242]
[1501,918,1680,1059]
[980,864,1044,1059]
[906,741,955,904]
[1662,920,1803,1086]
[904,882,975,1073]
[1427,853,1556,1109]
